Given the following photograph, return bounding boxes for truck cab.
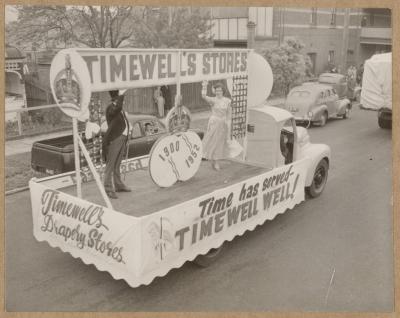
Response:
[246,105,331,197]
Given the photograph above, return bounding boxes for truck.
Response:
[31,114,204,175]
[360,53,392,129]
[29,48,331,287]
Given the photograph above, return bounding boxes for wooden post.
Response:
[77,135,113,209]
[176,51,182,108]
[72,118,82,198]
[247,21,256,49]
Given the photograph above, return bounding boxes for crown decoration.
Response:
[54,54,81,111]
[166,104,191,134]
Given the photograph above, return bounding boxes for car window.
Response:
[142,120,158,136]
[153,120,166,134]
[289,91,310,98]
[131,122,142,139]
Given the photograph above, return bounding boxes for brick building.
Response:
[209,7,391,75]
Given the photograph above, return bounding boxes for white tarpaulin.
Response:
[30,158,309,287]
[360,53,392,110]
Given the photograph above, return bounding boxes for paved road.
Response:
[6,106,393,312]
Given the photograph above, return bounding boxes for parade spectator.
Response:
[201,81,232,171]
[161,85,172,113]
[144,123,153,136]
[357,63,364,85]
[154,86,165,117]
[102,89,131,199]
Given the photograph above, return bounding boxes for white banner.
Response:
[53,48,250,92]
[30,158,309,287]
[30,181,142,285]
[138,158,309,284]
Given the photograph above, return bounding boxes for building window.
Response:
[249,7,273,37]
[310,8,318,26]
[370,13,375,27]
[330,8,337,27]
[328,50,335,64]
[307,52,317,75]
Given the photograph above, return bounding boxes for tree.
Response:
[5,5,212,50]
[131,7,213,48]
[263,37,312,97]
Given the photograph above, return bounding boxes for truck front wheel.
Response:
[306,159,328,198]
[194,244,224,267]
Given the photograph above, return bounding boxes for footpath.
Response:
[5,97,285,157]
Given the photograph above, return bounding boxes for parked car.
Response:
[318,72,361,102]
[31,114,204,174]
[285,83,352,126]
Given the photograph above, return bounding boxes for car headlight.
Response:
[307,111,313,118]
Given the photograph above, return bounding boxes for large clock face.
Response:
[149,131,203,188]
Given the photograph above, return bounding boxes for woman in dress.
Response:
[201,81,231,170]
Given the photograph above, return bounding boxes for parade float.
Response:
[29,48,330,287]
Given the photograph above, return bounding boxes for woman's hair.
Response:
[213,82,225,93]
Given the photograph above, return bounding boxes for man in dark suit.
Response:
[102,89,131,199]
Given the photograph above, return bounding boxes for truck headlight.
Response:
[307,111,313,118]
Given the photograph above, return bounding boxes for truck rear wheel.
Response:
[378,117,391,129]
[194,244,224,267]
[306,159,328,198]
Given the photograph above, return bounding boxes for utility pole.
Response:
[279,7,285,46]
[340,8,350,74]
[168,7,173,27]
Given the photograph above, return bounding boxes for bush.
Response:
[5,107,70,139]
[25,108,64,126]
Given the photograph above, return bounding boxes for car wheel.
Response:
[194,244,224,267]
[306,159,329,198]
[378,117,392,129]
[319,112,328,127]
[342,106,351,119]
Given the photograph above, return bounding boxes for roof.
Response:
[319,73,344,78]
[249,105,293,123]
[319,73,345,80]
[292,83,333,94]
[5,45,25,59]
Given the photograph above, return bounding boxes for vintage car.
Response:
[318,72,360,102]
[285,83,352,126]
[31,114,204,174]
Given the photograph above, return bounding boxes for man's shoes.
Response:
[116,186,132,192]
[106,191,118,199]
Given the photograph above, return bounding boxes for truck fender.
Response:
[302,144,331,187]
[337,98,351,115]
[311,105,328,121]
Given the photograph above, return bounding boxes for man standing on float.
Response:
[102,89,131,199]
